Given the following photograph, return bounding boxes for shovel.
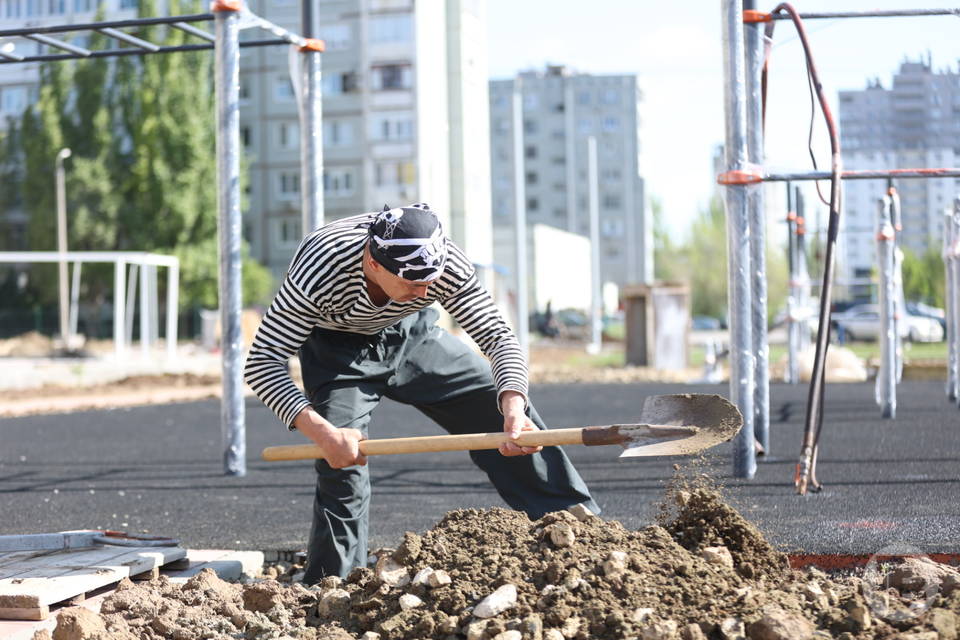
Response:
[261,393,742,462]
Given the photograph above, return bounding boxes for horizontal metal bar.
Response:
[0,49,24,61]
[96,27,161,52]
[0,13,213,38]
[0,251,179,267]
[0,38,289,64]
[171,21,215,42]
[764,168,960,182]
[771,8,960,20]
[24,33,91,56]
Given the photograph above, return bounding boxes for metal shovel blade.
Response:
[618,394,743,458]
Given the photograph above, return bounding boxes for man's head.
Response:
[365,203,447,301]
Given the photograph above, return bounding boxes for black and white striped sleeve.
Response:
[243,277,321,427]
[440,247,529,408]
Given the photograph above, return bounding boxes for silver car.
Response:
[833,304,944,343]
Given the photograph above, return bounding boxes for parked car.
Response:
[692,315,722,331]
[832,304,944,343]
[905,301,946,333]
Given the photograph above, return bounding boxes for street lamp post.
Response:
[55,147,72,347]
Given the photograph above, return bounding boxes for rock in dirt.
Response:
[397,593,422,611]
[473,583,518,618]
[53,607,108,640]
[545,522,576,548]
[719,617,746,640]
[888,557,960,593]
[701,545,735,570]
[374,556,410,588]
[747,606,815,640]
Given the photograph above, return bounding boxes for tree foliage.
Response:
[5,0,272,311]
[653,194,788,324]
[901,246,944,307]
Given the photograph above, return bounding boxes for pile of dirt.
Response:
[42,488,960,640]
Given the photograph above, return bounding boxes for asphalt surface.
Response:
[2,380,958,557]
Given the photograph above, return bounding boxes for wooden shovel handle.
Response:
[261,427,616,461]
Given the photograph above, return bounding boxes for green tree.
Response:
[14,0,271,313]
[901,246,944,307]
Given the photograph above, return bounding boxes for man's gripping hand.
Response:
[499,390,542,457]
[293,407,368,469]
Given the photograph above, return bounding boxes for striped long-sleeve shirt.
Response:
[244,212,528,427]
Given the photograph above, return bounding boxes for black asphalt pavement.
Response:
[2,380,958,557]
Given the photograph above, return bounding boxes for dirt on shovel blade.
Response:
[48,487,960,640]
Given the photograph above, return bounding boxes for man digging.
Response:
[245,203,599,583]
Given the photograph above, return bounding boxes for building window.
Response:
[526,197,539,211]
[1,86,27,115]
[318,23,351,51]
[324,120,355,146]
[577,118,592,133]
[601,89,620,105]
[524,145,537,160]
[576,91,590,105]
[523,119,538,134]
[374,161,415,187]
[525,171,538,185]
[372,64,412,91]
[523,94,538,110]
[602,194,621,209]
[241,126,251,149]
[551,156,565,166]
[274,218,301,248]
[370,14,412,43]
[369,113,414,141]
[239,77,250,101]
[279,172,300,198]
[602,117,620,132]
[324,168,355,197]
[118,0,137,8]
[274,78,295,101]
[601,219,624,237]
[24,0,39,16]
[47,0,64,13]
[6,0,22,17]
[601,168,621,181]
[278,122,299,149]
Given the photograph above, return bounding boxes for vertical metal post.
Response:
[721,0,755,478]
[796,189,811,353]
[744,0,768,454]
[69,261,81,338]
[214,0,246,477]
[125,263,138,347]
[55,147,71,345]
[148,265,160,345]
[511,78,529,355]
[952,198,960,409]
[945,205,958,402]
[114,260,125,359]
[786,183,799,384]
[587,137,602,354]
[889,183,903,383]
[166,263,179,360]
[299,1,324,234]
[876,196,896,418]
[139,260,150,355]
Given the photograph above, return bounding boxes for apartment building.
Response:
[838,58,960,285]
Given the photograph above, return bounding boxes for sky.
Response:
[486,0,960,242]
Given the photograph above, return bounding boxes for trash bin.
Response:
[622,282,690,369]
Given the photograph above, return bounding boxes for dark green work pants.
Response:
[298,308,599,583]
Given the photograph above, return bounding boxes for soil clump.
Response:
[47,488,960,640]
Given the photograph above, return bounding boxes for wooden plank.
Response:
[0,546,136,580]
[0,604,49,621]
[0,546,185,612]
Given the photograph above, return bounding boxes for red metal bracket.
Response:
[211,0,241,12]
[717,169,764,185]
[743,10,772,23]
[300,38,325,52]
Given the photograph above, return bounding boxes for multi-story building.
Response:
[0,0,492,282]
[243,0,492,279]
[488,65,649,296]
[838,58,960,287]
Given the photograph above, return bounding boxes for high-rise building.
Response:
[243,0,492,279]
[488,65,648,293]
[838,58,960,287]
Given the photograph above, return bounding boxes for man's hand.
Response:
[499,391,542,457]
[293,407,368,469]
